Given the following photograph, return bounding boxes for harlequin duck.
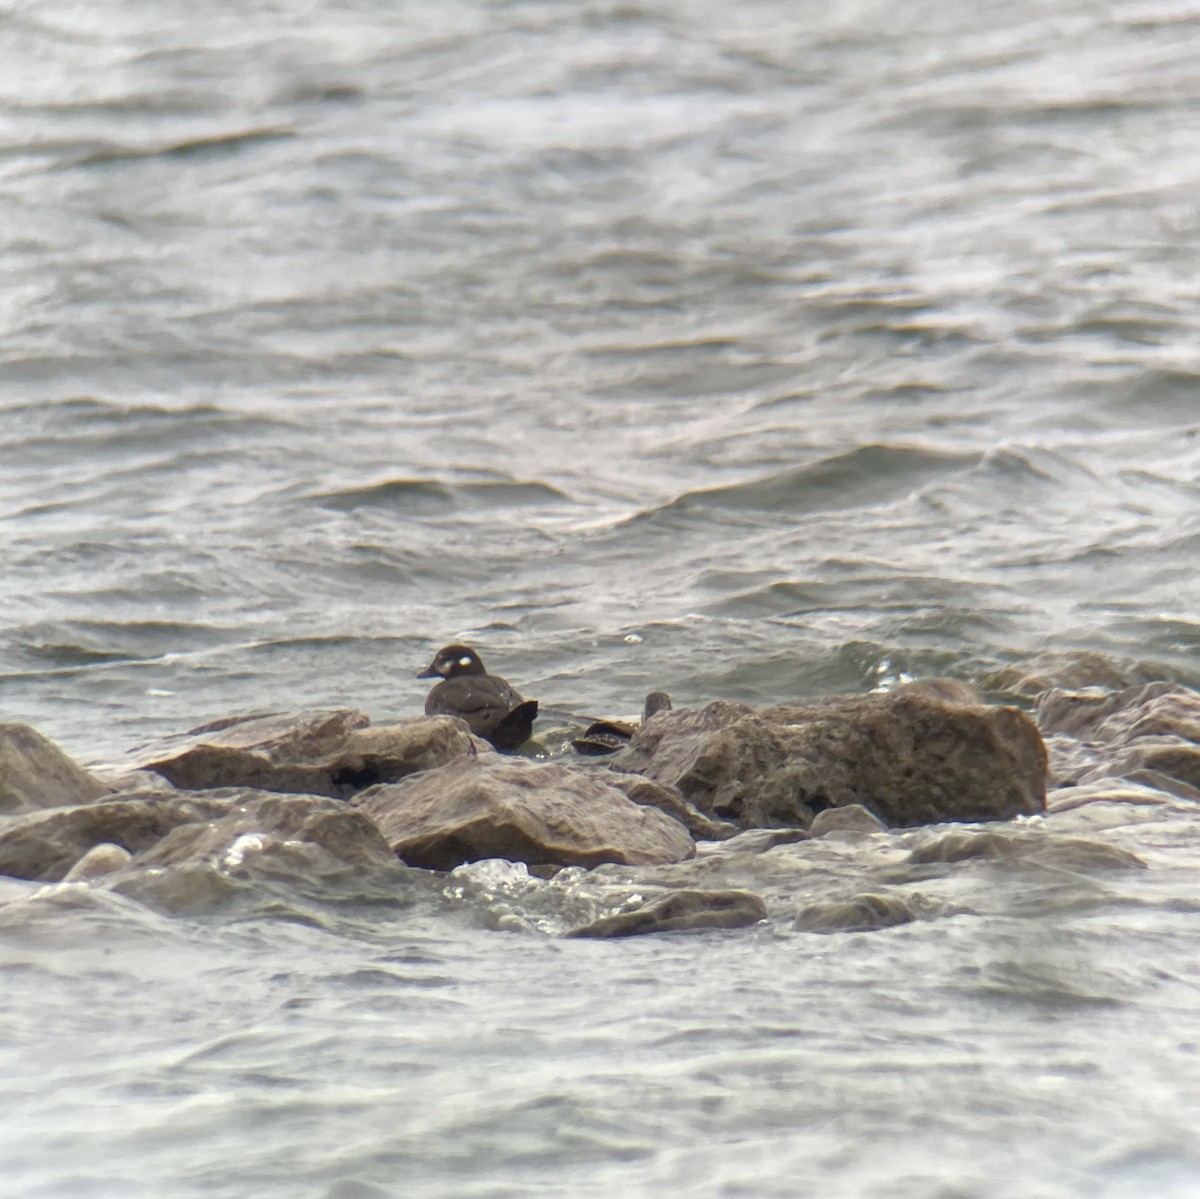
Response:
[572,690,673,756]
[418,644,539,750]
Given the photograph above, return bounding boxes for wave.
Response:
[310,478,575,515]
[667,444,982,516]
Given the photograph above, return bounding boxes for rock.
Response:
[609,692,1046,829]
[989,651,1152,698]
[357,755,695,871]
[1038,683,1200,795]
[891,678,980,705]
[794,891,926,933]
[566,888,767,937]
[63,843,133,882]
[809,804,888,837]
[0,723,110,815]
[136,791,396,871]
[908,826,1146,871]
[604,772,738,841]
[696,827,811,856]
[122,710,479,798]
[0,794,233,882]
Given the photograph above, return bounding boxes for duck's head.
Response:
[418,644,486,680]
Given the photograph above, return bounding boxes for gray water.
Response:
[2,1,1200,1195]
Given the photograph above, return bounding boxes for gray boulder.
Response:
[121,709,479,798]
[0,723,109,815]
[357,755,695,871]
[609,691,1046,828]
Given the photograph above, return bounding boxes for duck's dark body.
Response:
[418,644,538,750]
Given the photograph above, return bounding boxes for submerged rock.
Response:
[357,755,695,871]
[794,891,927,933]
[0,723,109,815]
[609,691,1046,829]
[120,709,478,798]
[566,888,767,938]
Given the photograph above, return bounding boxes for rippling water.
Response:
[3,1,1200,1195]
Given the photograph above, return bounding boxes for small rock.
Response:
[62,843,133,882]
[566,888,767,937]
[809,804,888,837]
[794,891,924,933]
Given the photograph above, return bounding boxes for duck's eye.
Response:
[458,655,473,667]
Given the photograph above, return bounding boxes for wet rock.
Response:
[1038,683,1200,795]
[62,843,133,882]
[908,826,1146,871]
[136,790,396,871]
[123,709,479,798]
[604,773,738,841]
[610,691,1046,829]
[357,755,695,872]
[0,723,110,815]
[794,891,926,933]
[0,794,232,882]
[566,888,767,938]
[891,678,980,705]
[697,827,810,856]
[990,651,1153,698]
[809,804,888,837]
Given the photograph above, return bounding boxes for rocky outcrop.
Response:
[0,792,233,882]
[357,755,695,871]
[0,723,110,815]
[119,709,479,798]
[609,691,1046,828]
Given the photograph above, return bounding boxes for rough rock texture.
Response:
[136,790,396,871]
[989,651,1154,699]
[0,793,233,882]
[357,755,695,871]
[1037,683,1200,795]
[566,888,767,938]
[609,692,1046,829]
[0,723,110,815]
[122,709,479,798]
[604,771,738,841]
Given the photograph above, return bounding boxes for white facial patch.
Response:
[458,655,473,667]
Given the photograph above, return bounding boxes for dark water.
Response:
[2,2,1200,1195]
